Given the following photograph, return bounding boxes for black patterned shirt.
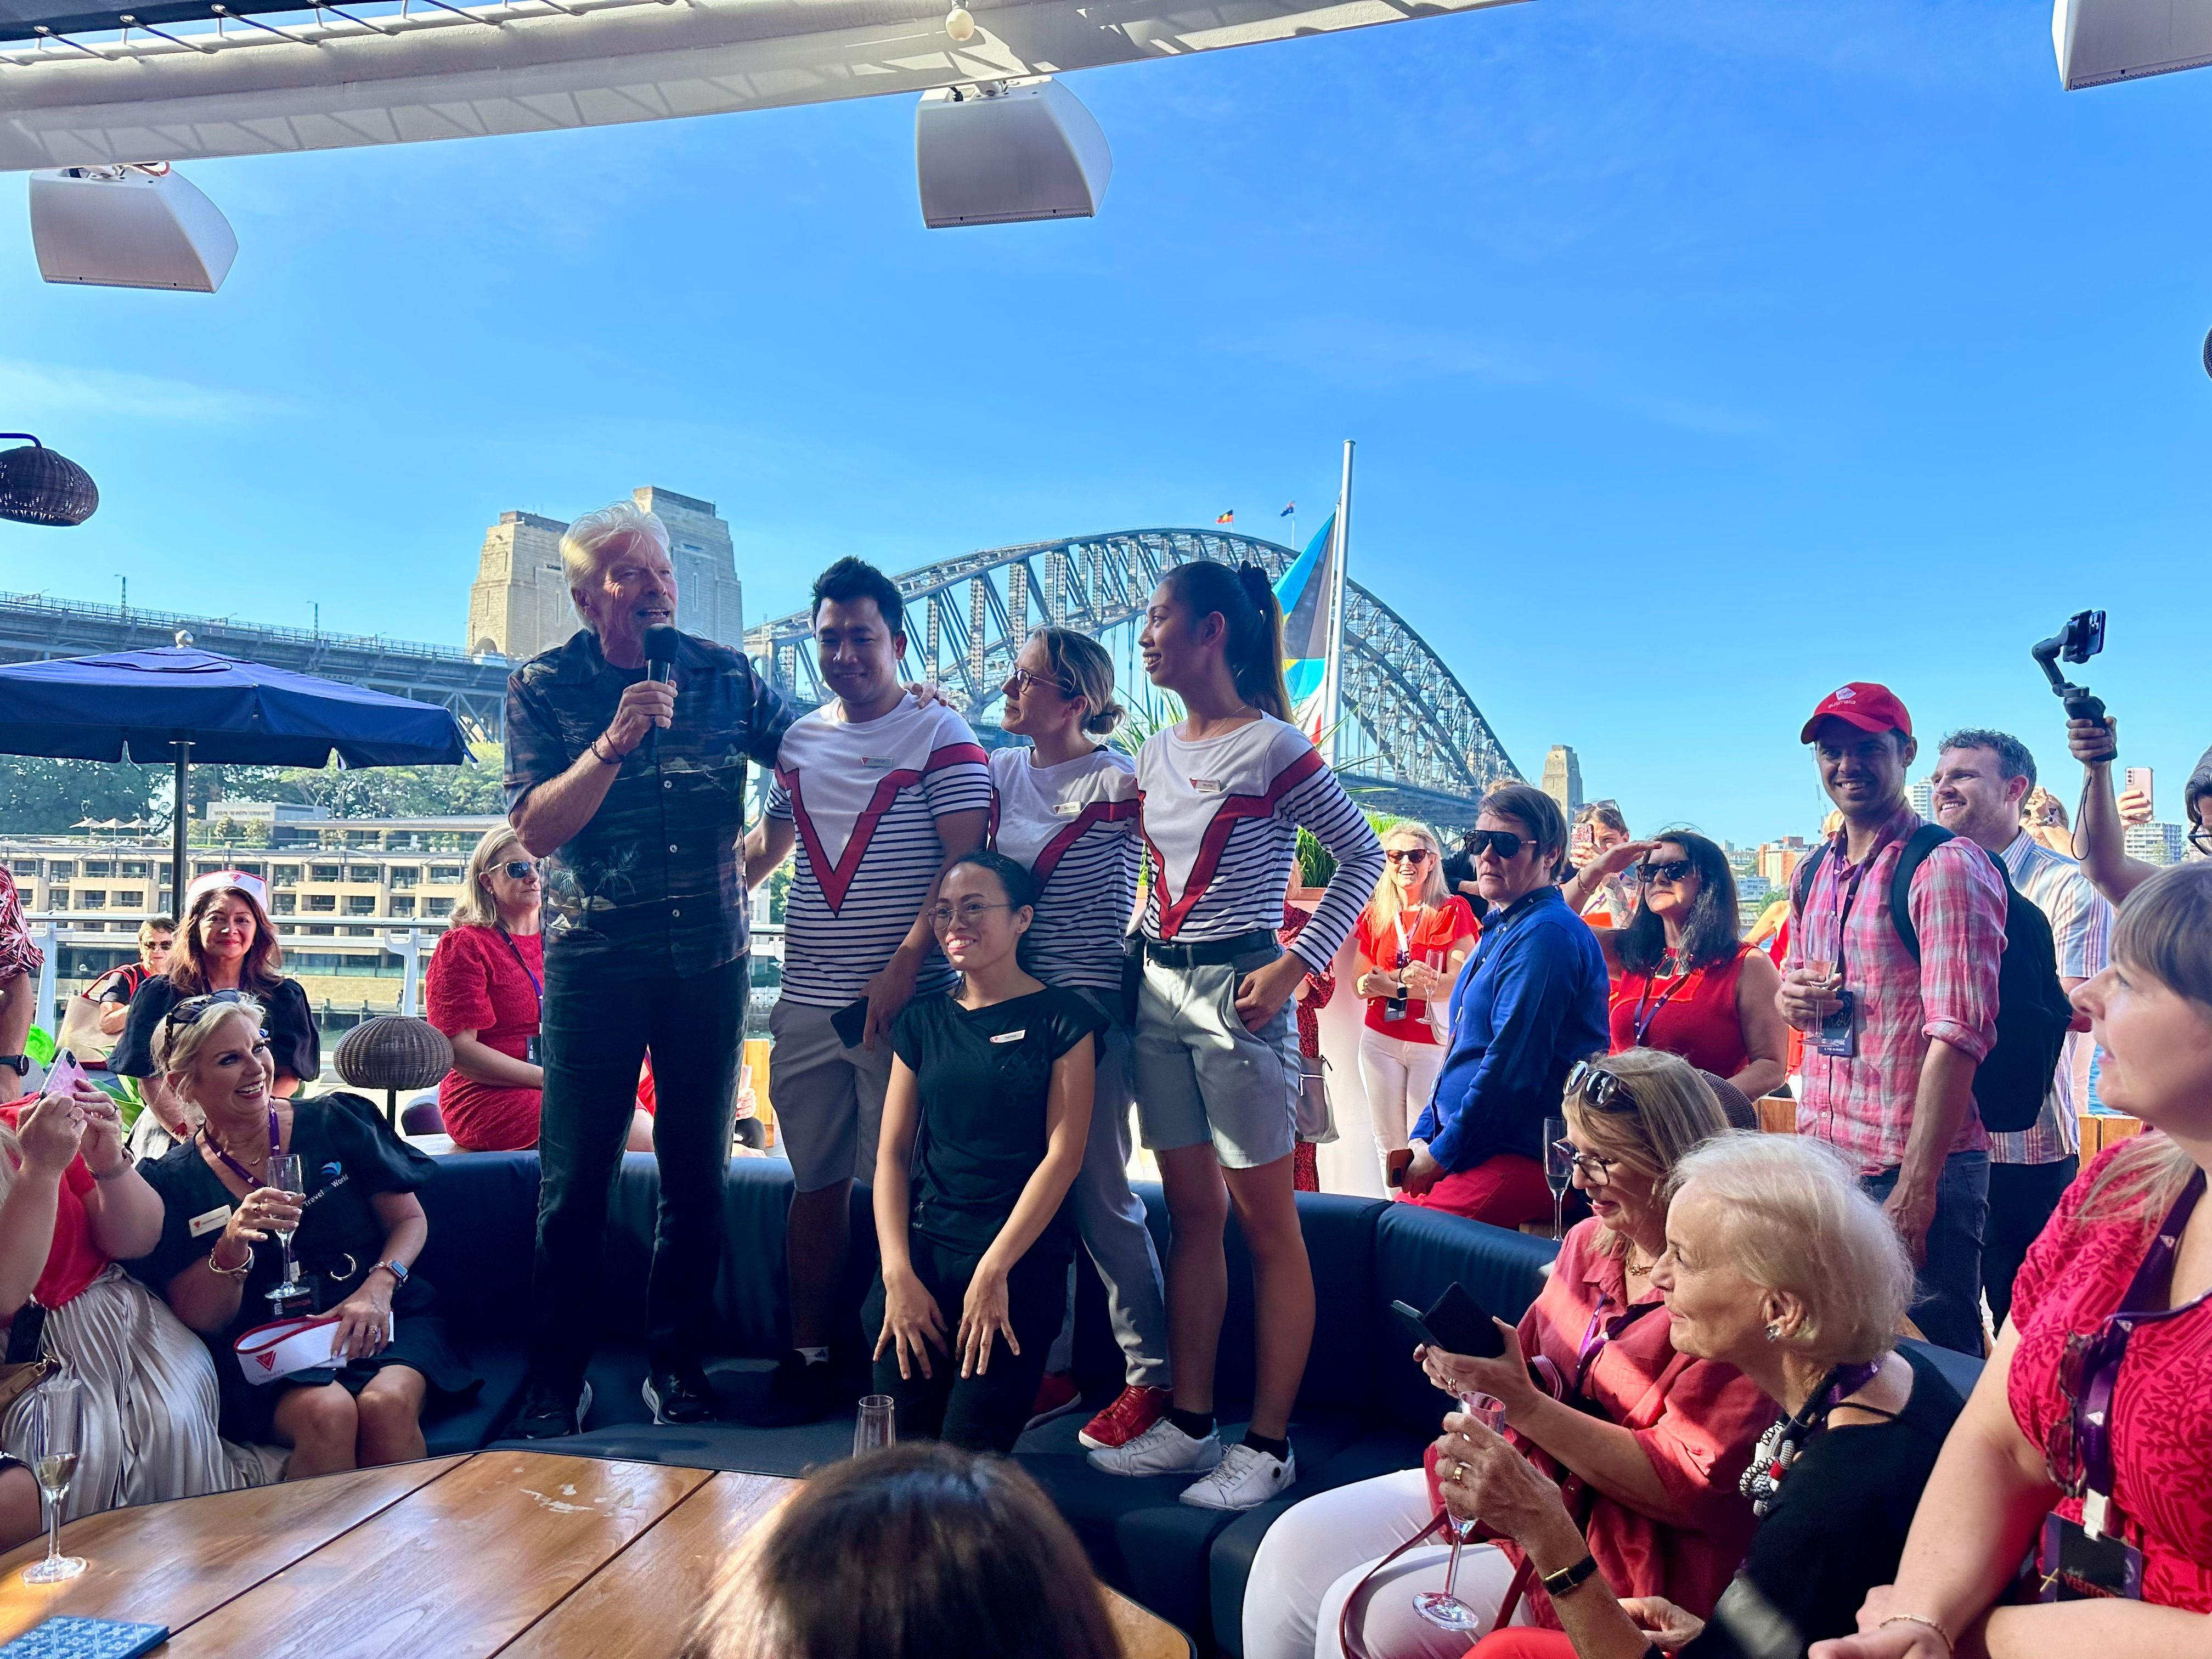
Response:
[504,628,792,977]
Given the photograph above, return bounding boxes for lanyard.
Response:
[2074,1171,2208,1528]
[1391,907,1421,971]
[1826,854,1875,985]
[1629,963,1703,1046]
[201,1107,279,1189]
[1571,1295,1664,1400]
[495,925,544,1013]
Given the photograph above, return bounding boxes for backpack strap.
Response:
[1883,823,1954,965]
[1791,841,1831,919]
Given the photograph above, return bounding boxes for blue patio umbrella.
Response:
[0,639,471,909]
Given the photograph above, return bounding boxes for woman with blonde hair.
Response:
[1244,1048,1769,1659]
[1815,861,2212,1659]
[1449,1131,1963,1659]
[424,826,651,1153]
[1352,822,1479,1167]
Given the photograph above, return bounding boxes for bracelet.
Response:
[91,1155,133,1182]
[590,736,625,765]
[206,1248,253,1279]
[1878,1615,1954,1656]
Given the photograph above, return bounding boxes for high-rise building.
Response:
[465,486,745,663]
[1757,836,1812,889]
[1907,779,1935,822]
[1540,746,1584,817]
[2125,821,2189,867]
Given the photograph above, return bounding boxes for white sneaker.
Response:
[1178,1442,1295,1510]
[1086,1417,1223,1477]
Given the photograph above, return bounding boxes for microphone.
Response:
[642,625,680,759]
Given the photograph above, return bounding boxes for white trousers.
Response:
[1357,1027,1446,1162]
[1241,1468,1530,1659]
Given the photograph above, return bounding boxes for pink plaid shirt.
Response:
[0,868,41,985]
[1787,801,2005,1176]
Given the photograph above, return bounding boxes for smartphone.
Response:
[1389,1283,1507,1359]
[829,997,870,1049]
[2125,767,2153,812]
[1385,1147,1414,1188]
[40,1049,91,1102]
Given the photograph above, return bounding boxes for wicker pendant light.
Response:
[0,435,99,527]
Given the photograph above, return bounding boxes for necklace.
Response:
[200,1107,280,1189]
[1739,1359,1886,1516]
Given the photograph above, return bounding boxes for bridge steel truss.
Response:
[746,528,1520,809]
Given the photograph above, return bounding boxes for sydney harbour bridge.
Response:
[0,528,1519,820]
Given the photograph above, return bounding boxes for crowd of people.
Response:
[0,494,2204,1659]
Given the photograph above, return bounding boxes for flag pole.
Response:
[1322,441,1354,767]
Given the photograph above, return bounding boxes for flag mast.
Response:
[1321,439,1354,767]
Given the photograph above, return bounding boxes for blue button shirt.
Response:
[1413,884,1610,1171]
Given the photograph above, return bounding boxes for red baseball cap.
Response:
[1799,682,1912,744]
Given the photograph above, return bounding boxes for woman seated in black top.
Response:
[866,850,1102,1454]
[109,873,320,1158]
[1435,1133,1963,1659]
[127,994,478,1480]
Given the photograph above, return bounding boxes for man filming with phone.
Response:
[503,498,794,1440]
[741,557,990,1426]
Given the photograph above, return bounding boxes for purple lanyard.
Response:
[2075,1171,2208,1514]
[201,1107,279,1189]
[1572,1294,1663,1399]
[495,925,544,1013]
[1629,965,1702,1046]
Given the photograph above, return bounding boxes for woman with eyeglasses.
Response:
[1813,861,2212,1659]
[1352,824,1480,1171]
[424,826,654,1154]
[1601,830,1786,1102]
[1401,786,1609,1226]
[129,994,478,1479]
[1242,1049,1767,1659]
[1449,1133,1961,1659]
[988,628,1174,1459]
[865,850,1102,1454]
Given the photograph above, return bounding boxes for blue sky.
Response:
[2,0,2207,846]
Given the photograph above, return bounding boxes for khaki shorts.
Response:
[1131,945,1300,1170]
[769,997,895,1193]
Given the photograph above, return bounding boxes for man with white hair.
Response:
[504,498,794,1438]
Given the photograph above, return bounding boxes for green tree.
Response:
[207,742,507,820]
[0,757,162,834]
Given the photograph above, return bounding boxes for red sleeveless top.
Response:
[1608,943,1753,1080]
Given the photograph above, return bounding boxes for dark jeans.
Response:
[529,946,747,1391]
[1862,1149,1989,1355]
[864,1235,1068,1454]
[1985,1156,2077,1330]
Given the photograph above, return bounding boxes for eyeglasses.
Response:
[1006,668,1073,699]
[1384,849,1433,865]
[2191,824,2212,857]
[929,900,1014,930]
[1636,859,1695,885]
[1566,1059,1641,1115]
[500,861,540,881]
[164,989,246,1028]
[1549,1138,1620,1187]
[1464,829,1532,861]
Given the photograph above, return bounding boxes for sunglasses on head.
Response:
[1384,848,1432,865]
[1565,1059,1640,1115]
[1636,859,1695,885]
[501,861,539,881]
[1464,829,1536,861]
[163,990,247,1029]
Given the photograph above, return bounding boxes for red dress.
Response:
[1608,944,1753,1080]
[2008,1144,2212,1610]
[424,924,545,1152]
[0,1107,105,1308]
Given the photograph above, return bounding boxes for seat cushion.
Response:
[1370,1203,1559,1441]
[1900,1337,1984,1400]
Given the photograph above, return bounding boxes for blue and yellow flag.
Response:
[1272,513,1337,742]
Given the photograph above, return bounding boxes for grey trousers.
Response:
[1071,1005,1170,1389]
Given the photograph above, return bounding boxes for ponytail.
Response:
[1162,560,1293,721]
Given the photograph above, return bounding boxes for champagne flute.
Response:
[1412,1393,1507,1630]
[1543,1116,1572,1240]
[853,1395,896,1458]
[22,1375,87,1585]
[267,1154,308,1312]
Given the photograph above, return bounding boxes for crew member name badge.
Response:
[189,1205,233,1238]
[1052,800,1085,817]
[990,1030,1027,1044]
[1190,778,1224,794]
[860,756,895,769]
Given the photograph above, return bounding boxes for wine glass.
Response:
[853,1395,895,1458]
[22,1375,87,1585]
[1412,1393,1508,1630]
[1543,1116,1572,1240]
[267,1154,309,1312]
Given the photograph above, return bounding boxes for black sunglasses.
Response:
[1565,1059,1640,1115]
[1636,859,1695,885]
[1464,829,1534,860]
[500,860,539,881]
[164,989,246,1028]
[1384,848,1433,865]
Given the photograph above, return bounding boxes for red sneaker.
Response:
[1028,1370,1081,1426]
[1079,1384,1173,1451]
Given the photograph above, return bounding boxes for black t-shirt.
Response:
[890,985,1103,1260]
[108,974,321,1086]
[1684,1345,1964,1659]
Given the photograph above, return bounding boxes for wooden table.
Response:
[0,1452,1190,1658]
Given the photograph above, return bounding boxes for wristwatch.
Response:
[0,1056,27,1078]
[373,1258,411,1288]
[1541,1554,1601,1599]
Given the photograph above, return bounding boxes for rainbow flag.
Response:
[1215,510,1234,524]
[1272,513,1337,744]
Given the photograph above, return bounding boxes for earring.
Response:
[1764,1323,1782,1342]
